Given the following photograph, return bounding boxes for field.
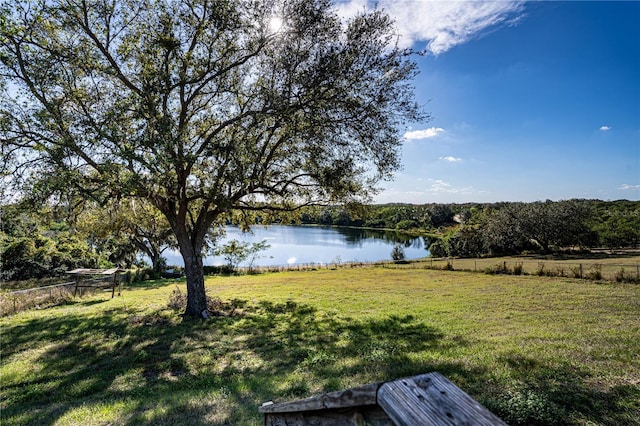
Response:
[413,253,640,282]
[1,266,639,425]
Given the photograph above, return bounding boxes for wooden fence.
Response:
[1,269,125,316]
[0,281,76,316]
[235,257,640,283]
[420,258,640,282]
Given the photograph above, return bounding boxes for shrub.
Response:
[167,286,187,311]
[570,265,583,279]
[585,264,602,281]
[428,239,449,258]
[554,266,566,277]
[126,267,155,283]
[203,265,235,275]
[614,267,639,283]
[391,244,406,262]
[513,262,524,275]
[484,262,510,275]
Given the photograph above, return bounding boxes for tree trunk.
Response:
[160,202,212,319]
[150,252,162,275]
[181,246,208,318]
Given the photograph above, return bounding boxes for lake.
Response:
[163,225,430,267]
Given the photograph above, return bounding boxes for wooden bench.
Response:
[66,268,126,299]
[259,372,506,425]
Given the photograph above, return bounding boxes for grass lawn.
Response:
[1,266,639,425]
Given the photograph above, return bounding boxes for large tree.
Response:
[0,0,425,317]
[75,198,176,272]
[481,200,593,255]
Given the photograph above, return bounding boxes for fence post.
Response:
[579,264,583,279]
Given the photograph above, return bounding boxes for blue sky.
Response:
[340,1,640,203]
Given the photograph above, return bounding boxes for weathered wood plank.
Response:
[260,372,506,425]
[378,377,443,425]
[260,383,380,414]
[378,372,507,426]
[264,405,392,426]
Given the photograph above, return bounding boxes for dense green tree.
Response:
[1,0,424,317]
[477,203,528,255]
[462,200,595,256]
[76,199,175,272]
[0,203,102,280]
[591,200,640,248]
[517,200,593,253]
[427,204,454,228]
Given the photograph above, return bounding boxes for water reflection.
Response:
[332,226,420,246]
[163,225,430,267]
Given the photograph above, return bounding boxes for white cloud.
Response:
[619,184,640,190]
[404,127,445,140]
[439,156,462,162]
[599,125,612,131]
[427,179,473,194]
[336,0,525,54]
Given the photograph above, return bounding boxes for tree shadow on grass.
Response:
[1,298,481,425]
[64,298,112,308]
[239,300,459,379]
[123,277,187,291]
[5,299,634,425]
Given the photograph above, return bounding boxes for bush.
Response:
[213,239,270,272]
[391,244,406,262]
[203,265,235,275]
[585,264,603,281]
[570,265,583,279]
[513,262,524,275]
[614,267,640,284]
[428,239,449,258]
[484,262,510,275]
[126,267,155,283]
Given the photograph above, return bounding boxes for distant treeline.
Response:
[295,200,640,257]
[1,199,638,281]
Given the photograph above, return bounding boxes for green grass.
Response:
[1,266,639,425]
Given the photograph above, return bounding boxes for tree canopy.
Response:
[0,0,425,317]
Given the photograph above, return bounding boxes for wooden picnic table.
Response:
[66,268,126,298]
[260,372,506,425]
